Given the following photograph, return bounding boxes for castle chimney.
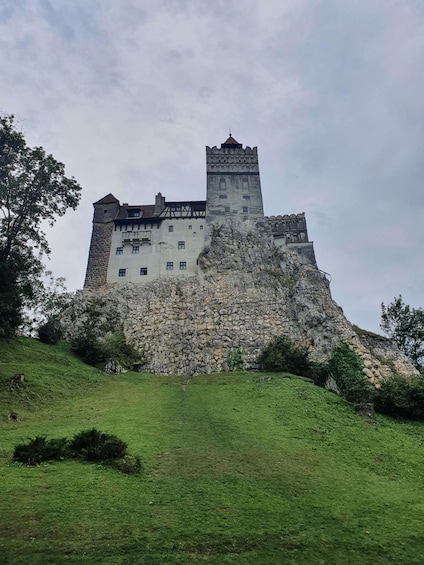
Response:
[155,192,165,215]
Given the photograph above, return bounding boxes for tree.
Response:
[0,261,22,339]
[21,270,73,342]
[381,295,424,372]
[0,114,81,337]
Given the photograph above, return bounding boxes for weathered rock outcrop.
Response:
[61,220,417,378]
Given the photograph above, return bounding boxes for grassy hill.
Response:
[1,338,424,564]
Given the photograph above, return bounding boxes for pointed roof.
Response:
[94,193,119,205]
[221,135,242,148]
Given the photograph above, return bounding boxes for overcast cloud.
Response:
[1,0,423,333]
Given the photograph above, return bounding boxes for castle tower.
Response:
[205,136,264,233]
[84,193,120,289]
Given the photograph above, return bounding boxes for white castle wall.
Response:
[106,217,206,284]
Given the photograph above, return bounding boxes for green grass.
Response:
[1,338,424,563]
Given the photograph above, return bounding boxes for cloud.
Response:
[1,0,423,333]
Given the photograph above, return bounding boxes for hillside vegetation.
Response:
[1,338,424,564]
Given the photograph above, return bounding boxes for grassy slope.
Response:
[1,338,424,564]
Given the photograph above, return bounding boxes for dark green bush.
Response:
[13,436,69,465]
[69,428,128,462]
[375,375,424,420]
[258,335,310,375]
[70,325,105,366]
[327,342,374,404]
[38,318,62,344]
[307,361,330,387]
[71,326,138,369]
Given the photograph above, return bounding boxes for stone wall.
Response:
[66,220,417,378]
[84,222,114,289]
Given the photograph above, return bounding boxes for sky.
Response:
[1,0,423,334]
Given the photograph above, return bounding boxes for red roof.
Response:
[223,135,240,145]
[221,135,242,148]
[116,204,156,220]
[94,193,119,205]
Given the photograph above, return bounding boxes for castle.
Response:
[84,135,317,289]
[63,134,417,378]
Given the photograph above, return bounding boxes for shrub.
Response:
[109,455,142,475]
[69,428,127,462]
[226,347,244,371]
[70,325,105,366]
[307,361,330,387]
[258,335,310,375]
[327,342,374,404]
[375,375,424,420]
[71,325,138,369]
[13,436,69,465]
[38,318,62,344]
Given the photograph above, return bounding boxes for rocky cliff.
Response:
[62,220,417,379]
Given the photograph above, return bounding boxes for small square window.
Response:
[179,261,187,270]
[178,241,185,250]
[116,247,123,255]
[188,225,192,230]
[132,246,140,254]
[225,207,230,213]
[219,194,227,199]
[166,262,174,270]
[168,225,174,232]
[140,267,148,275]
[118,269,126,277]
[200,225,204,230]
[243,195,250,200]
[242,206,249,213]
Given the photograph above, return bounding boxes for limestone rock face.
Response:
[62,220,417,378]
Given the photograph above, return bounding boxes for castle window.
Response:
[118,269,126,277]
[166,262,174,270]
[225,207,230,212]
[178,241,185,250]
[116,247,123,255]
[242,206,249,213]
[219,178,226,191]
[140,267,148,276]
[188,225,192,230]
[243,195,250,200]
[242,177,249,190]
[179,261,187,270]
[128,209,140,218]
[219,194,227,199]
[200,225,204,230]
[132,246,140,254]
[297,248,302,255]
[168,225,174,232]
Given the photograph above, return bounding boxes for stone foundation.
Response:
[63,221,417,378]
